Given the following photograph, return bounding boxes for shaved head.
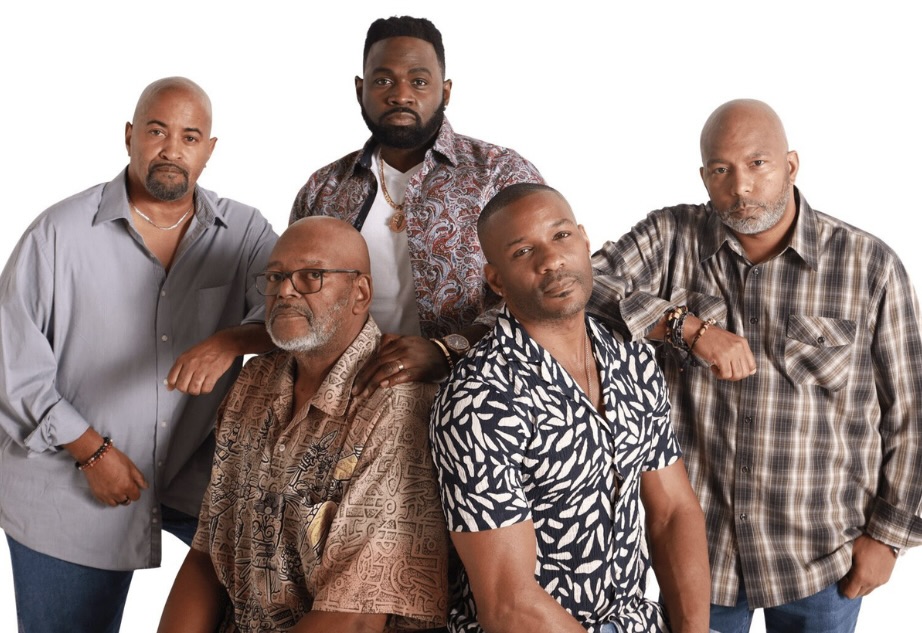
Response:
[700,99,789,164]
[133,77,213,132]
[279,216,371,274]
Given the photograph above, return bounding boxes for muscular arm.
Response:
[158,547,227,633]
[640,459,710,633]
[450,522,585,633]
[167,323,273,395]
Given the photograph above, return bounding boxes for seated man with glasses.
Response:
[159,216,449,633]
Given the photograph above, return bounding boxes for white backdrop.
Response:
[1,1,919,631]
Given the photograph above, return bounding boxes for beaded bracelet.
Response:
[689,318,717,355]
[75,436,113,471]
[663,305,690,352]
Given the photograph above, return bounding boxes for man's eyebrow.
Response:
[369,66,434,76]
[502,218,574,248]
[145,119,203,135]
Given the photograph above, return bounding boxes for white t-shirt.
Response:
[366,151,423,336]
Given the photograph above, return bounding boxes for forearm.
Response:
[477,583,585,633]
[213,322,274,356]
[647,505,711,632]
[158,548,227,633]
[290,609,386,633]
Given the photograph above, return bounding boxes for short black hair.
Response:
[478,183,564,238]
[363,16,446,75]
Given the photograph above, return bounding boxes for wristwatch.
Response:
[442,333,471,358]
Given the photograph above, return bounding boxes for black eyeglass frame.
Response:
[254,268,361,296]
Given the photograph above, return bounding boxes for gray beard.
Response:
[718,184,790,235]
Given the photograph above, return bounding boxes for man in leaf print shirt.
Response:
[429,183,710,633]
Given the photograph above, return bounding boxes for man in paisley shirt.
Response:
[290,16,543,395]
[429,183,710,633]
[159,217,449,632]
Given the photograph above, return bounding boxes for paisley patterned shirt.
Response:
[289,119,544,338]
[429,309,681,633]
[192,319,449,631]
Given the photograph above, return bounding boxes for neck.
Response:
[517,310,588,367]
[379,143,430,173]
[126,177,195,220]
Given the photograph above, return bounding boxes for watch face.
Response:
[443,333,470,354]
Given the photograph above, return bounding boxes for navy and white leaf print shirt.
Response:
[430,308,682,633]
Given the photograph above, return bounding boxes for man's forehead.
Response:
[365,36,439,69]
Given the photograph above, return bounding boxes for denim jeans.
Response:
[6,505,197,633]
[709,581,862,633]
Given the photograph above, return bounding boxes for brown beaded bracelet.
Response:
[689,318,717,355]
[75,436,113,471]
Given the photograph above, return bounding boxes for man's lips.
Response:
[541,274,579,297]
[381,108,420,125]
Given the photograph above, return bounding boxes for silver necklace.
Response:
[131,203,193,231]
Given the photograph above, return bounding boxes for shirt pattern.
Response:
[193,319,449,631]
[589,189,922,607]
[0,169,276,570]
[290,119,544,338]
[430,308,680,633]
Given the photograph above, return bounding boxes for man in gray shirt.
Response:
[0,77,277,633]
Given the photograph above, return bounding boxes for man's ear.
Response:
[352,274,373,314]
[355,76,364,106]
[484,263,503,298]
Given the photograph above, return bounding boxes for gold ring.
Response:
[397,361,405,372]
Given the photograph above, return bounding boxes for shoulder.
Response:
[31,182,108,231]
[306,149,365,187]
[812,206,902,262]
[448,131,541,174]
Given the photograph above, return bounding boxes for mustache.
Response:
[380,107,421,125]
[148,161,189,178]
[539,270,582,292]
[269,302,314,323]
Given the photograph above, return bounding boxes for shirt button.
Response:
[161,334,169,342]
[152,517,160,525]
[752,268,761,276]
[749,317,759,324]
[739,513,748,521]
[278,444,286,453]
[160,290,166,297]
[157,460,164,467]
[160,421,168,428]
[152,507,159,514]
[817,336,826,344]
[744,416,753,424]
[741,466,750,474]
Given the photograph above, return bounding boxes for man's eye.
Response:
[374,78,392,86]
[554,231,572,240]
[265,272,285,283]
[713,167,728,175]
[513,247,532,258]
[752,160,765,167]
[305,271,323,280]
[412,79,428,87]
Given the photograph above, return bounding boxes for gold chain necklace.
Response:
[131,202,193,231]
[378,155,407,233]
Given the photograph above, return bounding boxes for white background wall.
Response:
[1,1,919,631]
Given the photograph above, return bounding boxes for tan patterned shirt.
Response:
[192,319,448,631]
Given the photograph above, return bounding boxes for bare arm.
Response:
[450,522,585,633]
[640,459,710,633]
[167,323,274,395]
[290,610,387,633]
[64,428,148,506]
[158,547,227,633]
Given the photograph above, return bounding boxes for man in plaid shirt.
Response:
[589,99,922,632]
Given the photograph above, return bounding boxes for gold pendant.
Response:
[388,212,407,233]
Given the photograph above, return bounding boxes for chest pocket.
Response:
[784,315,857,391]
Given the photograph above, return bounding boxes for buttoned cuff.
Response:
[865,497,922,550]
[618,292,673,340]
[24,397,90,453]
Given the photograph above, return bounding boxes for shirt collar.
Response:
[698,186,817,269]
[93,167,225,228]
[308,317,382,418]
[355,117,459,173]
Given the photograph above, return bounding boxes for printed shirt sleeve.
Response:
[429,373,534,532]
[311,384,449,628]
[865,256,922,549]
[0,226,90,451]
[633,341,683,472]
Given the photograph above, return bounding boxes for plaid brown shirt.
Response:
[588,189,922,607]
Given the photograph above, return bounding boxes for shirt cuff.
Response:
[865,497,922,550]
[24,397,90,453]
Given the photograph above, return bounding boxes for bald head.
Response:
[133,77,212,132]
[279,217,371,275]
[700,99,788,164]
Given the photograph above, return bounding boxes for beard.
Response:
[716,178,791,235]
[146,162,190,202]
[508,269,591,324]
[267,296,349,354]
[361,100,445,150]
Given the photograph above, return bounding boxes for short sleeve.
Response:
[429,375,534,532]
[633,342,682,472]
[310,383,448,629]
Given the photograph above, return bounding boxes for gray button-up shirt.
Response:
[0,169,277,570]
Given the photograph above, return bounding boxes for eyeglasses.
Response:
[255,268,360,296]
